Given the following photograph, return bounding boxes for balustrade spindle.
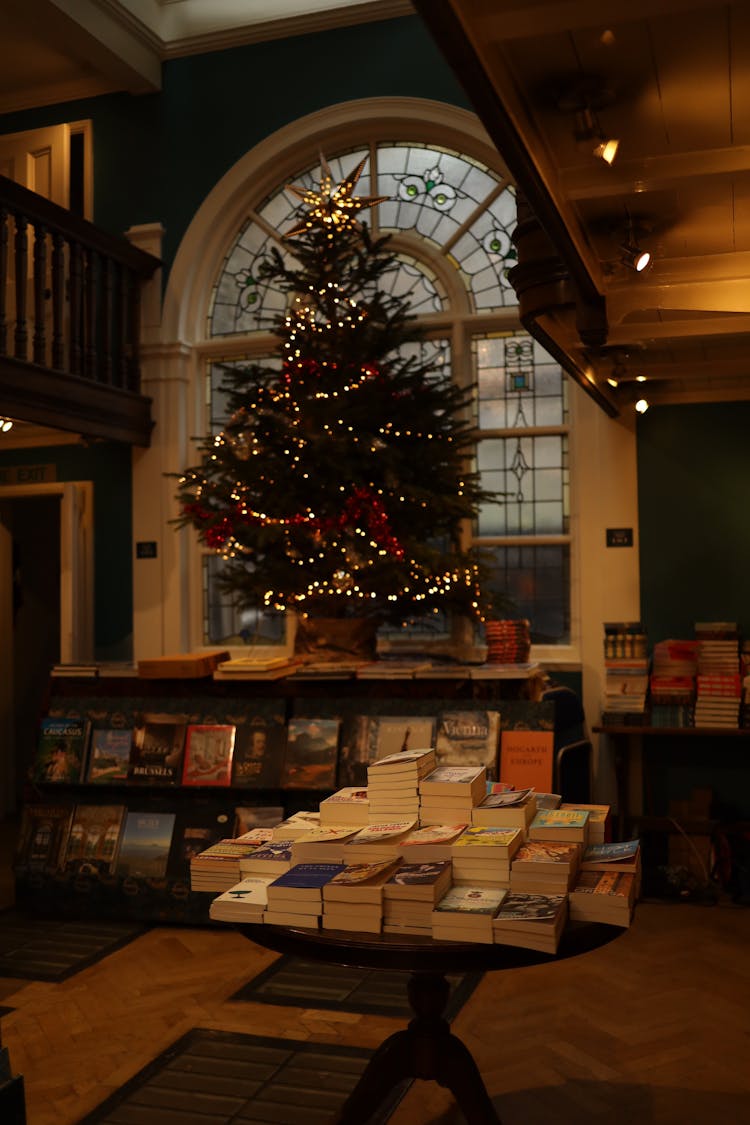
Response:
[69,240,82,375]
[0,207,7,356]
[13,212,28,360]
[51,232,65,370]
[33,223,48,365]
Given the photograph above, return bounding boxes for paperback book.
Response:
[128,714,187,784]
[492,892,568,952]
[322,857,401,904]
[209,875,275,922]
[231,709,287,788]
[397,823,469,862]
[115,811,176,879]
[63,803,127,875]
[181,724,236,786]
[580,839,641,874]
[266,862,347,905]
[419,765,487,802]
[33,717,90,783]
[14,802,74,872]
[85,728,132,783]
[431,884,508,942]
[318,786,370,826]
[382,860,453,902]
[528,808,590,844]
[434,708,501,774]
[281,717,341,789]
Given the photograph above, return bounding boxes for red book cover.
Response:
[181,724,236,786]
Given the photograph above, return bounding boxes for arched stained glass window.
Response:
[201,136,569,649]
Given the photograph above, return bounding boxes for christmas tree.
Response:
[176,157,495,635]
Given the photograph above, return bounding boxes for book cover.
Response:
[210,876,275,916]
[530,809,590,830]
[268,862,346,893]
[435,708,500,775]
[369,715,436,761]
[231,710,287,788]
[513,841,580,869]
[128,714,187,784]
[181,724,236,786]
[433,885,507,915]
[14,802,74,872]
[115,811,176,878]
[493,893,568,925]
[325,857,400,888]
[571,870,635,900]
[33,717,90,783]
[384,860,452,889]
[451,825,521,851]
[419,765,486,797]
[345,820,417,845]
[281,717,341,789]
[85,728,132,783]
[167,803,235,878]
[499,728,554,793]
[581,839,641,872]
[64,804,127,875]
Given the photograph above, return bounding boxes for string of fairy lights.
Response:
[179,155,484,619]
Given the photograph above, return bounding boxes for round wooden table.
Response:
[239,921,622,1125]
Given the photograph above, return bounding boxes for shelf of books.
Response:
[15,670,552,924]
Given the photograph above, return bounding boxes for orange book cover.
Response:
[499,729,554,793]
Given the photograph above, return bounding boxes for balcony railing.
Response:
[0,174,160,446]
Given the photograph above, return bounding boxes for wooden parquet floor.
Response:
[1,901,749,1125]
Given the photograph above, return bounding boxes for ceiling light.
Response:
[607,377,619,388]
[635,375,647,382]
[635,398,649,414]
[573,107,619,165]
[620,241,651,272]
[0,418,13,433]
[593,136,619,165]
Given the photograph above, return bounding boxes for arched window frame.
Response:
[159,98,580,664]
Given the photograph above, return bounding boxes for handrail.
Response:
[0,174,161,445]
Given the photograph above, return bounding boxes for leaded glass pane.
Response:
[482,544,570,645]
[476,333,566,429]
[376,254,446,315]
[203,556,285,646]
[476,435,569,535]
[377,144,500,247]
[450,185,518,310]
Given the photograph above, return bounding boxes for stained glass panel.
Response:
[477,435,569,536]
[476,333,567,429]
[481,544,570,645]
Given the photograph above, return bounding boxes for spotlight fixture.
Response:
[0,417,13,433]
[635,398,649,414]
[573,106,619,165]
[620,214,651,272]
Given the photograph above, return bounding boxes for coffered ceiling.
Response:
[414,0,750,414]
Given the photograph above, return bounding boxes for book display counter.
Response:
[15,665,544,924]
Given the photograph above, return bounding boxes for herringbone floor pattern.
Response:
[0,900,748,1125]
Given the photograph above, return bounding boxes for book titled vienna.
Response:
[181,724,236,786]
[85,729,133,783]
[435,709,500,774]
[128,714,187,784]
[33,717,90,783]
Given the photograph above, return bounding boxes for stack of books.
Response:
[340,820,417,865]
[695,621,740,673]
[237,839,294,879]
[318,787,370,827]
[580,838,642,895]
[431,884,508,943]
[601,621,649,724]
[270,811,321,839]
[693,673,742,728]
[321,857,400,933]
[396,823,468,863]
[418,765,487,826]
[382,860,453,936]
[450,825,522,887]
[366,748,436,822]
[290,825,361,864]
[527,808,590,846]
[560,803,610,844]
[492,892,569,952]
[265,862,346,927]
[484,618,530,664]
[208,875,274,922]
[471,786,537,831]
[568,870,637,927]
[189,838,264,892]
[509,841,580,894]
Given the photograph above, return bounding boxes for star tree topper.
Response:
[284,154,389,238]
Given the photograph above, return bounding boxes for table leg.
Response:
[333,971,502,1125]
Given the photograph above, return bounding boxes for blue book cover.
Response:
[270,862,346,890]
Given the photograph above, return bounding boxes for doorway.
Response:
[0,482,93,816]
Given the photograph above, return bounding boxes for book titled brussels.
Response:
[63,804,127,875]
[115,811,176,879]
[181,724,236,786]
[33,717,90,783]
[128,714,187,784]
[231,710,287,788]
[14,803,74,872]
[281,717,341,789]
[85,729,133,783]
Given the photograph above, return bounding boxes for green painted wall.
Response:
[0,16,469,275]
[637,402,750,646]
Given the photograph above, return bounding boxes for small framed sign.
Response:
[606,528,633,548]
[136,541,158,559]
